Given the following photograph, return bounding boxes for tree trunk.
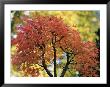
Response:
[53,46,57,77]
[60,52,70,77]
[42,59,53,77]
[52,34,57,77]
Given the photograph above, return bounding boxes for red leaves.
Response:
[59,28,82,54]
[11,38,17,45]
[11,15,99,77]
[74,42,99,77]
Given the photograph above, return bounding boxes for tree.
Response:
[29,11,100,42]
[11,15,99,77]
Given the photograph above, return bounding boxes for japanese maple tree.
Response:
[11,15,99,77]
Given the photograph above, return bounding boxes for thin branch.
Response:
[60,46,73,54]
[56,36,64,42]
[37,63,43,67]
[68,69,74,76]
[60,46,66,52]
[60,52,71,77]
[40,44,53,77]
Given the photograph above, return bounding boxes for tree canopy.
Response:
[11,14,100,77]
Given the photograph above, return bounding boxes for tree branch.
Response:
[52,35,57,77]
[42,59,53,77]
[60,52,71,77]
[40,44,53,77]
[56,36,64,42]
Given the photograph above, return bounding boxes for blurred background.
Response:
[11,11,100,77]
